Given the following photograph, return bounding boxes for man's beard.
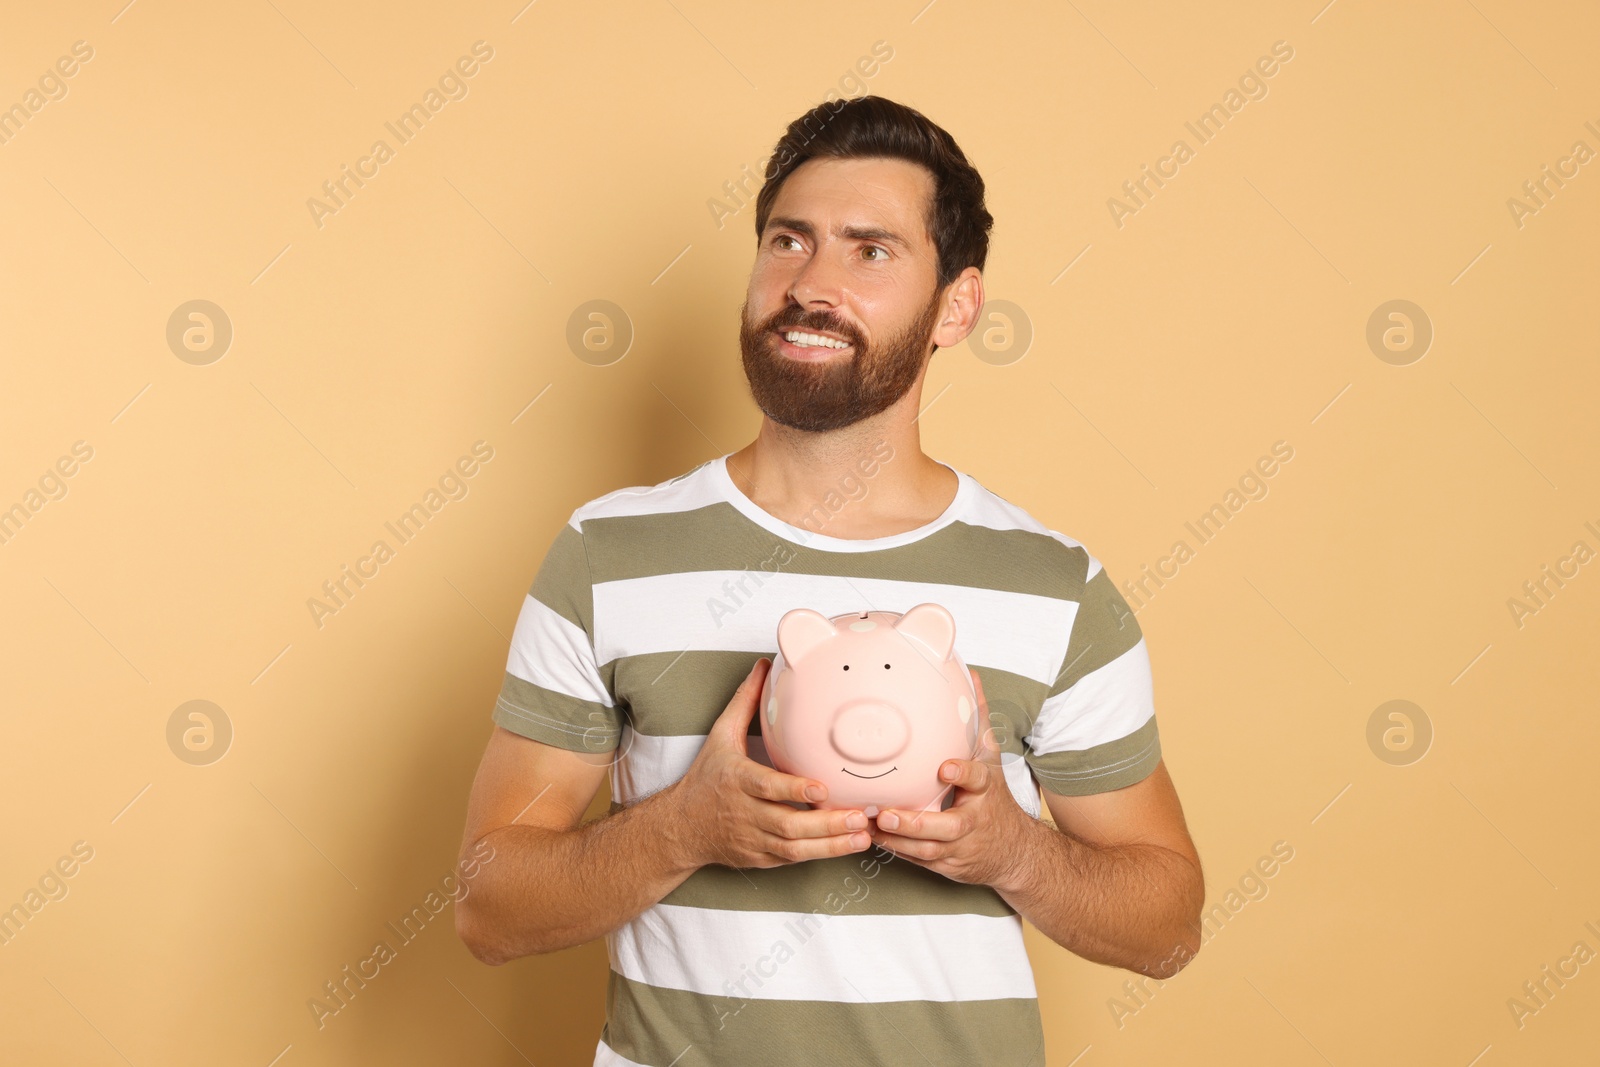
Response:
[738,286,942,434]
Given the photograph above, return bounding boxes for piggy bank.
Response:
[757,603,982,816]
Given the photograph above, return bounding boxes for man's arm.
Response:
[867,694,1204,979]
[454,726,699,965]
[456,661,876,966]
[997,759,1204,978]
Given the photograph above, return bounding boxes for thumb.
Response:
[977,707,1003,766]
[971,669,1003,767]
[717,657,769,752]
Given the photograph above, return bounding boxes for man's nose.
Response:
[787,249,850,309]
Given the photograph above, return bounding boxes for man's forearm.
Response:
[994,813,1204,977]
[457,785,699,964]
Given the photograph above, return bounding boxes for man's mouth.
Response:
[841,765,896,779]
[774,328,854,360]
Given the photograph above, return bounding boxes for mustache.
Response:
[764,309,861,345]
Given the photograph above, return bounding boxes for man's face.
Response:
[740,156,947,434]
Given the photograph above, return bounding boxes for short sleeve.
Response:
[492,511,622,753]
[1023,555,1161,795]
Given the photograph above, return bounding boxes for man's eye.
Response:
[774,235,801,250]
[862,245,888,261]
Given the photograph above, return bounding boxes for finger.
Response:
[868,827,940,861]
[743,762,828,806]
[976,712,1004,766]
[760,802,869,841]
[771,809,864,844]
[717,658,769,747]
[762,828,873,861]
[939,756,992,793]
[966,669,1001,766]
[969,668,989,724]
[745,806,851,844]
[873,808,962,841]
[961,685,1003,760]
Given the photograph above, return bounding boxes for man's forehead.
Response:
[766,157,933,247]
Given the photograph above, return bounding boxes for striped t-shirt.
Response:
[492,449,1161,1067]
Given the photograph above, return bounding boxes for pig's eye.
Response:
[884,663,891,669]
[842,664,849,670]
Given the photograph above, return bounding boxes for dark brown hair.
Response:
[753,96,994,291]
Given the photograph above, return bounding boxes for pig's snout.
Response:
[830,701,910,764]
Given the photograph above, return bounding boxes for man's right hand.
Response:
[667,657,873,871]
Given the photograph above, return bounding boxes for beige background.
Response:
[2,0,1596,1063]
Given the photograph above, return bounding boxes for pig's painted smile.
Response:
[841,765,897,779]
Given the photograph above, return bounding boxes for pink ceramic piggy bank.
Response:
[757,603,982,817]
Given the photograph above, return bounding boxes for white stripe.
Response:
[1001,751,1043,820]
[710,455,974,553]
[1028,637,1154,755]
[611,729,1047,816]
[575,460,725,522]
[1084,553,1103,583]
[937,488,1105,588]
[592,1039,651,1067]
[505,592,612,706]
[960,483,1098,570]
[592,572,1077,685]
[612,728,698,803]
[611,729,773,804]
[607,902,1036,1002]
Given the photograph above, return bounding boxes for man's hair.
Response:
[753,96,994,291]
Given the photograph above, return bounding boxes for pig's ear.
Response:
[777,608,835,665]
[893,603,956,661]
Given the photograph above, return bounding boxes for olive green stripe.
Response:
[582,506,1092,601]
[528,521,593,633]
[611,649,1048,743]
[493,671,620,751]
[602,649,761,737]
[1050,564,1143,695]
[1029,714,1161,796]
[602,973,1044,1066]
[972,667,1052,759]
[654,846,1018,917]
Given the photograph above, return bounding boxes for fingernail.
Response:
[878,812,899,830]
[852,832,869,849]
[806,785,825,801]
[846,812,866,830]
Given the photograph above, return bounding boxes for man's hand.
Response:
[867,668,1031,889]
[668,657,874,870]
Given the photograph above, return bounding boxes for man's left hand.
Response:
[868,669,1032,889]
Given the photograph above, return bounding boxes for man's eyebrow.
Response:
[764,215,913,252]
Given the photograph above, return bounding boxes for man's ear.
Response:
[930,267,984,350]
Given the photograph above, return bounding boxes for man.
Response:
[456,95,1204,1066]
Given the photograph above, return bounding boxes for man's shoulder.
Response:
[953,468,1106,576]
[565,457,723,530]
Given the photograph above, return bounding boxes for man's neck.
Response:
[724,418,958,541]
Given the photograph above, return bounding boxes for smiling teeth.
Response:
[784,331,850,349]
